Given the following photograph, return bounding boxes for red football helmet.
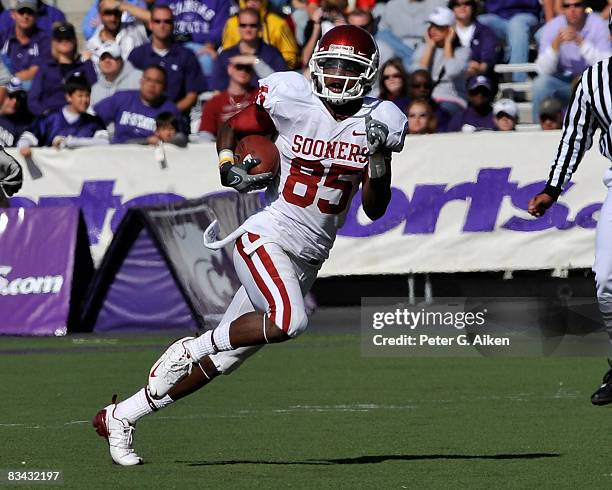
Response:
[309,25,379,105]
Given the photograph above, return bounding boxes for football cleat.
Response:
[92,394,143,466]
[591,359,612,406]
[148,336,195,399]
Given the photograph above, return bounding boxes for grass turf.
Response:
[1,332,611,488]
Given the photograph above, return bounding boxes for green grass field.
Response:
[1,331,612,488]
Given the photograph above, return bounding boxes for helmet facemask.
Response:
[309,46,378,105]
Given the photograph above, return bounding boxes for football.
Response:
[234,135,280,176]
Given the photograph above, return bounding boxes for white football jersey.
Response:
[241,71,408,262]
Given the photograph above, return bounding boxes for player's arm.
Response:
[216,103,277,192]
[362,151,392,220]
[361,115,393,220]
[528,72,596,217]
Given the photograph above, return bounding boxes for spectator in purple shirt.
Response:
[17,73,108,154]
[0,78,33,147]
[0,0,51,86]
[104,0,231,80]
[0,0,65,35]
[447,74,496,132]
[478,0,541,82]
[28,22,98,116]
[93,64,180,143]
[450,0,499,81]
[532,0,611,119]
[128,5,206,116]
[211,8,287,91]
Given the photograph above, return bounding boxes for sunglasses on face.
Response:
[239,23,259,28]
[408,112,429,118]
[233,63,253,72]
[102,9,121,16]
[152,18,173,24]
[383,73,402,81]
[562,1,583,8]
[411,82,433,89]
[16,8,35,16]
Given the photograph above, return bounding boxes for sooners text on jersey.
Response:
[242,71,407,262]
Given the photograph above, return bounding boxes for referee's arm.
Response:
[528,70,597,217]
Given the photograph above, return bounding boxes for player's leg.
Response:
[591,182,612,405]
[149,232,310,399]
[92,285,259,465]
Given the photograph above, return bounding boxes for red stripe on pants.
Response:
[236,233,277,326]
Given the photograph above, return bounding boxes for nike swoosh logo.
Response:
[150,362,161,378]
[352,130,366,136]
[230,176,241,186]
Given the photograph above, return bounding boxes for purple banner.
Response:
[94,227,197,332]
[0,207,80,335]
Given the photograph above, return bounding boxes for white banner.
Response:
[9,131,610,275]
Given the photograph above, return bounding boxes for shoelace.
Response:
[110,421,136,454]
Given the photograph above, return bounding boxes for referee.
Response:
[528,10,612,406]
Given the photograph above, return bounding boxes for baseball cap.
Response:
[98,42,121,59]
[427,7,455,27]
[52,22,76,40]
[539,97,563,119]
[493,98,518,118]
[15,0,38,11]
[467,75,492,92]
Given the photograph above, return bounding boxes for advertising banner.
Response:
[0,207,92,335]
[6,132,609,275]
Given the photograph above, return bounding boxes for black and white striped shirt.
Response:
[545,57,612,198]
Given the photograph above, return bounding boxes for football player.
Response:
[93,25,408,465]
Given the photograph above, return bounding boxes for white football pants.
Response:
[209,232,319,374]
[593,169,612,339]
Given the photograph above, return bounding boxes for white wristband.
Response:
[368,152,386,179]
[218,149,234,166]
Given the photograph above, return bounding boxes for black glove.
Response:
[220,155,273,193]
[0,149,23,196]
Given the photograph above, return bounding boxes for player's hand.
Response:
[528,193,556,217]
[365,115,389,155]
[0,151,23,196]
[222,156,273,193]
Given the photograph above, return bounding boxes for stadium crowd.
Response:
[0,0,608,148]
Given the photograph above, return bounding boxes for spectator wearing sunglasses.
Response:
[222,0,299,70]
[0,0,65,35]
[447,74,495,132]
[0,0,51,85]
[532,0,611,120]
[198,59,258,141]
[27,22,98,116]
[0,78,33,147]
[449,0,499,81]
[406,99,438,135]
[128,5,206,116]
[81,0,146,41]
[211,8,287,92]
[378,58,410,112]
[407,69,453,132]
[86,0,147,62]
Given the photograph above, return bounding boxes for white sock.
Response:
[186,325,233,362]
[114,387,174,425]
